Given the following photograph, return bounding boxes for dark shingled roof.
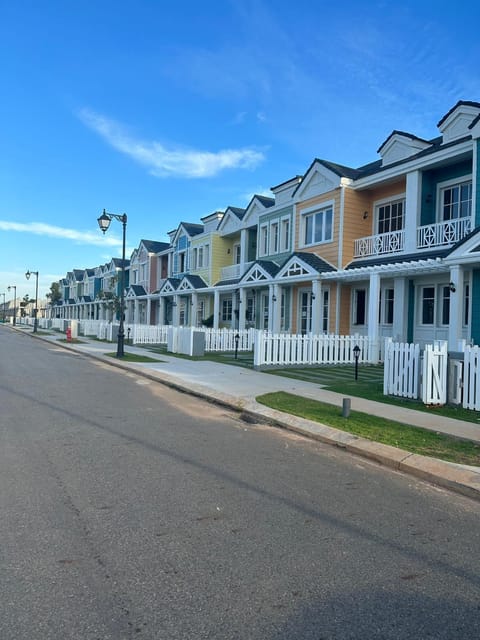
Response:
[214,278,242,287]
[182,275,208,289]
[252,260,281,277]
[255,195,275,208]
[181,222,204,237]
[141,239,170,253]
[286,252,336,273]
[112,258,130,268]
[227,206,246,220]
[345,249,450,270]
[130,285,147,296]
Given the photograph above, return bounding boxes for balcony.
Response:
[220,261,254,281]
[417,217,471,249]
[353,217,472,259]
[354,230,405,258]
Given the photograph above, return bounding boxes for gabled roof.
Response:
[255,195,275,208]
[141,239,170,253]
[377,130,431,154]
[287,252,336,273]
[437,100,480,127]
[226,206,246,220]
[181,222,204,237]
[128,284,147,296]
[111,258,130,269]
[159,277,181,293]
[177,274,208,291]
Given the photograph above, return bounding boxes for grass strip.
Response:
[105,352,163,363]
[256,391,480,466]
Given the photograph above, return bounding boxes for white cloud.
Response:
[78,108,265,178]
[0,221,121,247]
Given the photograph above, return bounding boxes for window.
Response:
[421,287,435,325]
[322,290,329,332]
[464,283,470,326]
[192,248,198,270]
[280,219,290,252]
[441,180,472,220]
[441,286,450,325]
[377,199,404,234]
[353,289,366,325]
[222,299,232,322]
[384,288,394,324]
[198,247,204,268]
[270,222,279,254]
[234,244,241,264]
[303,205,333,245]
[204,244,210,267]
[260,225,268,256]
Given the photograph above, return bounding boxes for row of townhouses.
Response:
[51,100,480,350]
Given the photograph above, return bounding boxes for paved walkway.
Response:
[13,326,480,500]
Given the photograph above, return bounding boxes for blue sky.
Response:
[1,0,480,302]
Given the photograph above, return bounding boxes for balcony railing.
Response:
[354,217,472,258]
[354,230,405,258]
[417,217,471,249]
[220,261,254,281]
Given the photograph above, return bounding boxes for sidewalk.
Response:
[18,326,480,501]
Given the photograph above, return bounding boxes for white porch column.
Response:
[240,229,248,266]
[158,297,165,325]
[310,280,323,334]
[213,290,220,329]
[172,295,180,326]
[270,284,282,333]
[404,170,421,253]
[368,272,380,361]
[393,277,407,342]
[146,298,152,325]
[239,288,246,330]
[191,292,198,327]
[448,265,464,351]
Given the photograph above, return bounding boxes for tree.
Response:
[46,282,62,307]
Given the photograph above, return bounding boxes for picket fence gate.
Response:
[383,340,420,399]
[383,339,448,405]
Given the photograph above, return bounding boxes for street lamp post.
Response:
[25,270,39,332]
[97,209,127,358]
[0,293,5,323]
[8,285,17,325]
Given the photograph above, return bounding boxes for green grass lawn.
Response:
[257,391,480,466]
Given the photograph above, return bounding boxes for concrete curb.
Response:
[18,328,480,502]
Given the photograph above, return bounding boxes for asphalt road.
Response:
[1,326,480,639]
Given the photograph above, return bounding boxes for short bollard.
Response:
[342,398,351,418]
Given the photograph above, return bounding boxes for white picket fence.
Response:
[462,345,480,410]
[383,340,420,399]
[384,339,448,405]
[203,328,256,352]
[254,332,378,368]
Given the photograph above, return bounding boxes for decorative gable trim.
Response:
[277,256,318,279]
[159,280,178,294]
[240,264,271,284]
[293,160,340,200]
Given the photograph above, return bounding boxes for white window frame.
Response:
[301,201,334,247]
[259,224,268,257]
[269,221,279,254]
[436,174,472,221]
[373,194,405,235]
[280,217,290,252]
